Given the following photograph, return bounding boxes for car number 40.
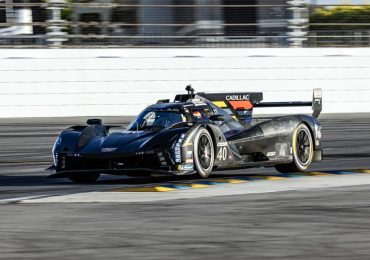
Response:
[217,147,228,161]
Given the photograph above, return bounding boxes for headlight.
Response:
[52,136,62,166]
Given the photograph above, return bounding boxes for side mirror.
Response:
[87,118,102,125]
[209,115,225,122]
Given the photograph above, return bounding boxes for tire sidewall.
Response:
[193,128,214,178]
[292,124,314,171]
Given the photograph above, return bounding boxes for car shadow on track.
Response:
[0,172,268,187]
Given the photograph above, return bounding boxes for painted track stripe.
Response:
[212,178,248,184]
[165,184,192,190]
[22,172,370,204]
[352,169,370,174]
[305,171,333,176]
[278,173,307,178]
[261,176,287,181]
[326,170,357,175]
[191,180,226,185]
[189,183,210,188]
[107,169,369,193]
[110,186,177,192]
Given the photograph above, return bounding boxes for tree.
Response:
[310,6,370,30]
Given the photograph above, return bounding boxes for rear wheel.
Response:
[275,123,314,173]
[193,128,215,178]
[68,173,100,183]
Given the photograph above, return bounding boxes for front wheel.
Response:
[275,123,314,173]
[68,172,100,183]
[193,128,215,178]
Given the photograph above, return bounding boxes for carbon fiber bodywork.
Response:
[48,93,323,179]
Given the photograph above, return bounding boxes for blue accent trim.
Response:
[162,184,191,190]
[325,171,356,175]
[195,181,224,185]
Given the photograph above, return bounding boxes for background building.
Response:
[0,0,368,47]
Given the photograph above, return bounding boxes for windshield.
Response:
[127,110,187,131]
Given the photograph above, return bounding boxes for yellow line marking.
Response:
[213,101,227,108]
[188,183,209,188]
[210,178,248,184]
[110,186,177,192]
[353,169,370,174]
[250,176,287,181]
[263,176,287,181]
[306,172,332,176]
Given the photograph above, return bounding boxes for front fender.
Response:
[53,130,81,154]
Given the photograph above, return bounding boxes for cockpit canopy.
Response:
[127,97,244,135]
[127,110,189,131]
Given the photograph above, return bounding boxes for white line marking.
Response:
[0,195,52,204]
[19,173,370,204]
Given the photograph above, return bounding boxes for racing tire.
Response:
[193,128,215,178]
[68,172,101,183]
[275,123,314,173]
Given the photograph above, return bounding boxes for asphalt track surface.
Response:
[1,114,370,259]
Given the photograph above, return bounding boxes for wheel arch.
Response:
[300,119,319,151]
[187,124,218,157]
[204,124,219,158]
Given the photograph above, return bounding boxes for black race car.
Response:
[48,86,323,183]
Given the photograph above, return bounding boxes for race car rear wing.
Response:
[254,89,322,119]
[195,88,322,123]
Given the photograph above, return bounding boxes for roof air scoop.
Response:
[186,85,195,97]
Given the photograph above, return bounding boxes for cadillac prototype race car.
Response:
[48,86,323,183]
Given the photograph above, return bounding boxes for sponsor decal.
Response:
[217,142,228,147]
[185,159,193,164]
[101,148,117,152]
[217,147,228,161]
[229,100,253,110]
[174,133,186,163]
[67,153,82,157]
[226,94,250,101]
[276,143,288,157]
[180,164,193,171]
[122,130,144,134]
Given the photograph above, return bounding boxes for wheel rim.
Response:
[198,134,212,170]
[296,128,312,165]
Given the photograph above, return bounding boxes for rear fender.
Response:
[227,116,306,162]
